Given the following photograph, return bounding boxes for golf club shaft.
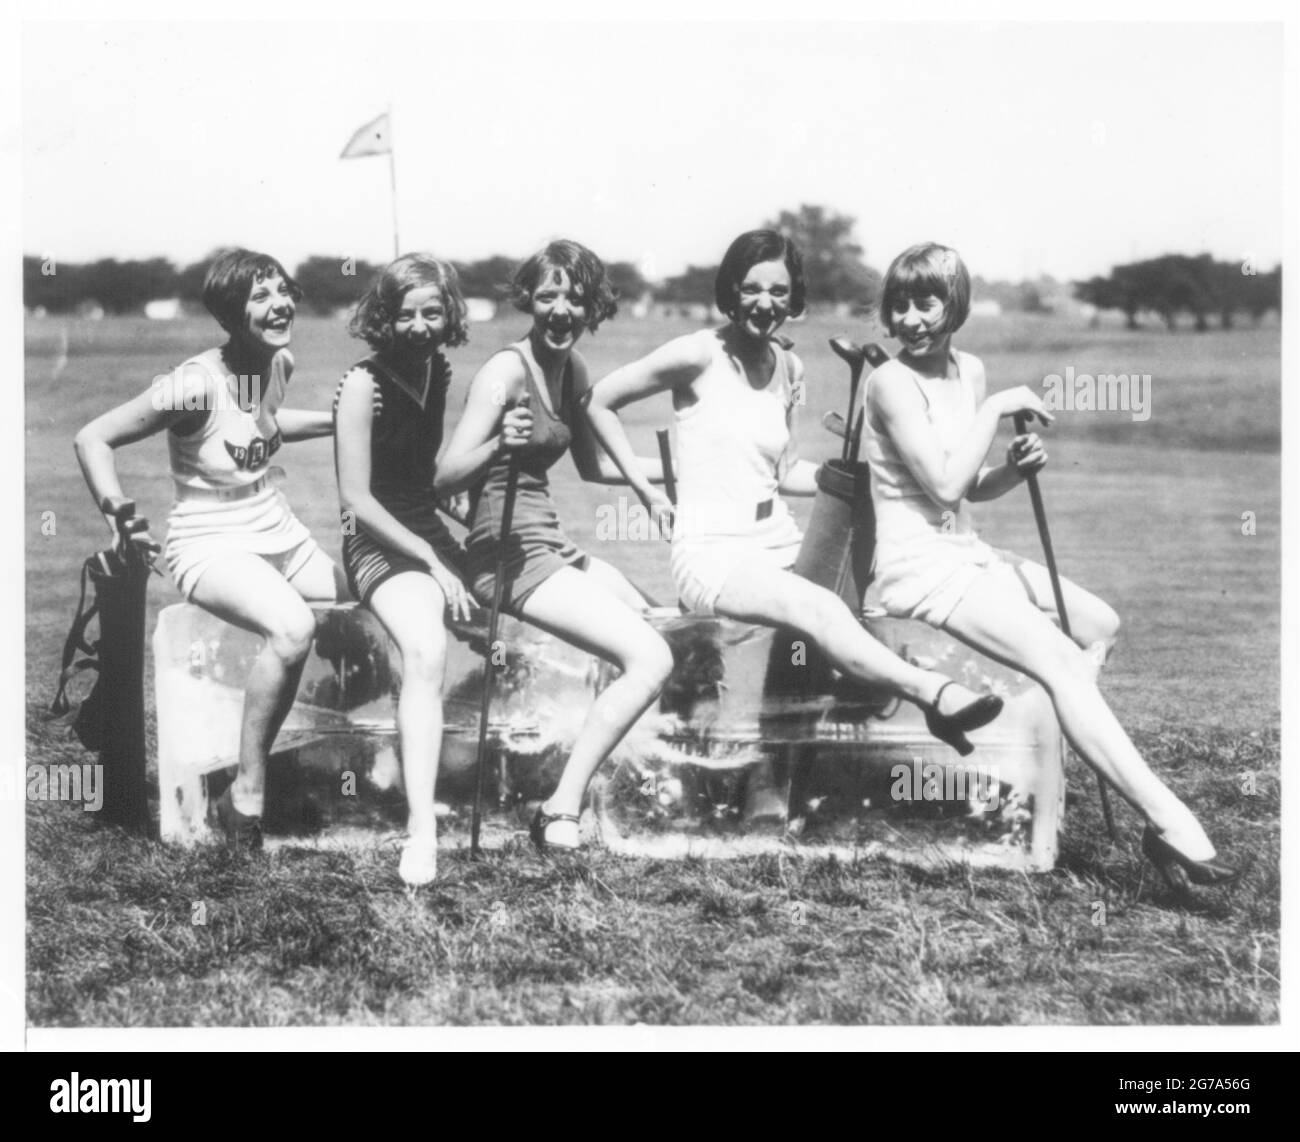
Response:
[1013,413,1117,839]
[656,429,677,505]
[470,454,520,856]
[845,362,863,463]
[1013,414,1070,637]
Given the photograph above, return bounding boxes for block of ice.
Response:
[154,602,1065,869]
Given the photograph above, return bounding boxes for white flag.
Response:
[340,113,391,159]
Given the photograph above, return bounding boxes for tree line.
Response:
[1073,255,1281,331]
[24,207,1280,330]
[21,251,654,317]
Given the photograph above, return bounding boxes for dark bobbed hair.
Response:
[510,240,618,333]
[714,230,807,320]
[879,242,972,338]
[202,248,303,334]
[349,253,470,352]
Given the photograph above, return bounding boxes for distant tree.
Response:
[293,255,382,315]
[454,255,519,301]
[658,264,718,306]
[607,261,649,304]
[1075,254,1227,331]
[178,248,237,304]
[73,258,179,314]
[1240,265,1282,324]
[762,204,880,308]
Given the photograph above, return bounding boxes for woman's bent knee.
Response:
[627,635,674,692]
[266,608,316,663]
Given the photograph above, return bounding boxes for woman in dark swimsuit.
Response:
[437,240,673,854]
[334,253,474,885]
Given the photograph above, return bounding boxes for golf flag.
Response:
[340,112,392,159]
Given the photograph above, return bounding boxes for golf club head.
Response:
[829,337,867,369]
[821,411,848,439]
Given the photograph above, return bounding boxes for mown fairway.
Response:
[24,309,1280,1026]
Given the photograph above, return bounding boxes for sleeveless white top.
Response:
[863,350,981,547]
[165,349,288,491]
[673,331,802,544]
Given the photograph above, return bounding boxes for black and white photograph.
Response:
[7,2,1296,1063]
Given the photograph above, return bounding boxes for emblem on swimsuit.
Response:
[225,429,282,471]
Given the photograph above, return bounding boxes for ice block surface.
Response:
[154,603,1064,868]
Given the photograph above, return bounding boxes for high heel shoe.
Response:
[1142,827,1240,891]
[923,681,1003,757]
[529,804,581,855]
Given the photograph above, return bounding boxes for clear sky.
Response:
[21,17,1285,283]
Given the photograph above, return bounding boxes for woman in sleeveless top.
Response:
[437,240,674,854]
[333,254,474,885]
[74,249,341,850]
[863,242,1237,892]
[586,230,1004,756]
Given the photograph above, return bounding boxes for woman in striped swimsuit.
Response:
[74,249,340,850]
[333,254,475,885]
[585,230,1004,754]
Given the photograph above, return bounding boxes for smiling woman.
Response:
[436,240,674,855]
[72,248,342,851]
[584,229,1006,762]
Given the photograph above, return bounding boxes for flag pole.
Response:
[387,103,400,258]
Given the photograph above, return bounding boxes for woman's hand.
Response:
[424,552,474,622]
[500,396,533,452]
[1007,432,1048,476]
[437,491,470,525]
[993,385,1054,427]
[637,486,675,539]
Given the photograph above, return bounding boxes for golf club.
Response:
[829,338,866,463]
[470,417,524,857]
[1013,411,1118,841]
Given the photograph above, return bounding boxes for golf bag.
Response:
[49,513,153,833]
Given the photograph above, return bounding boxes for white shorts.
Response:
[164,485,319,600]
[872,532,1032,627]
[671,510,803,615]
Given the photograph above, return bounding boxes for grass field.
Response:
[23,309,1281,1026]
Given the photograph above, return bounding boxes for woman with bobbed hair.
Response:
[437,239,675,855]
[861,241,1237,891]
[74,248,340,850]
[585,229,1004,754]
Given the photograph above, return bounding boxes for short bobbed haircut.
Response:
[880,242,971,338]
[202,248,303,334]
[714,230,807,321]
[510,240,618,333]
[349,254,470,352]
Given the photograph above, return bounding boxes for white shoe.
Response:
[399,832,438,886]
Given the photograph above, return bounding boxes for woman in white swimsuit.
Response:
[75,249,340,850]
[585,229,1003,754]
[862,241,1238,892]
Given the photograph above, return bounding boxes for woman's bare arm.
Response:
[585,331,713,504]
[434,352,530,495]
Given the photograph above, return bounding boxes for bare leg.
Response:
[713,563,983,713]
[366,572,449,844]
[1007,556,1121,671]
[517,566,675,846]
[188,553,320,817]
[942,570,1215,859]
